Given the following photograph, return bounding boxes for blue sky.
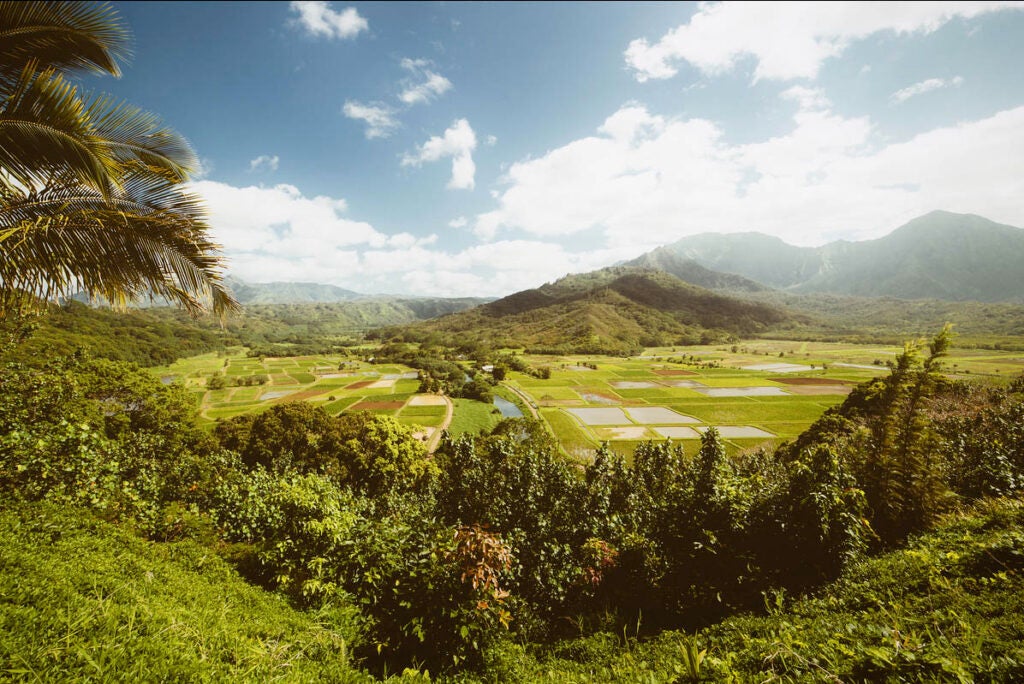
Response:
[93,1,1024,296]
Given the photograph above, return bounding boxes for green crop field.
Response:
[507,340,1024,457]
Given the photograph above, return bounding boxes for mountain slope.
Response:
[799,212,1024,301]
[404,268,793,353]
[661,211,1024,302]
[624,248,769,292]
[224,276,361,304]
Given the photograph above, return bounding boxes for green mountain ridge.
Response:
[662,211,1024,302]
[400,267,794,353]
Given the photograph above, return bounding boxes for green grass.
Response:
[399,405,447,418]
[448,398,502,437]
[396,414,445,428]
[541,408,598,461]
[0,502,389,682]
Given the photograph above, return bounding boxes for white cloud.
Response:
[248,154,280,172]
[625,2,1024,82]
[485,135,498,146]
[474,98,1024,249]
[398,57,453,105]
[289,1,368,40]
[890,76,965,103]
[188,179,629,297]
[343,101,399,139]
[448,216,468,229]
[191,180,374,254]
[402,119,478,190]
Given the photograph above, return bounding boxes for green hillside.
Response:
[397,268,794,353]
[2,296,488,367]
[0,502,386,682]
[624,247,769,293]
[1,301,233,367]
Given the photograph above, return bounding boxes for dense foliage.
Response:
[3,326,1024,679]
[0,300,232,367]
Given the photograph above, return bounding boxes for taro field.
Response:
[508,339,1024,461]
[151,352,450,440]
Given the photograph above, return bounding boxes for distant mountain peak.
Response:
[646,211,1024,303]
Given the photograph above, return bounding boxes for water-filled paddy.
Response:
[625,407,699,424]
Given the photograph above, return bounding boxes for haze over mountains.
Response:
[654,211,1024,303]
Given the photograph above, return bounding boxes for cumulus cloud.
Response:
[289,1,368,40]
[448,216,468,229]
[891,76,965,103]
[474,97,1024,249]
[188,179,627,297]
[625,2,1023,82]
[190,181,378,261]
[402,119,478,190]
[343,101,399,139]
[398,57,453,105]
[248,154,280,172]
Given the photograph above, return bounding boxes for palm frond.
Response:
[0,63,120,196]
[0,2,235,320]
[0,207,239,318]
[0,1,129,84]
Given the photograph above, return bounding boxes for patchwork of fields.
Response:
[154,340,1023,460]
[508,340,1024,460]
[154,353,449,440]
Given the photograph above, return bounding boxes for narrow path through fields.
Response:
[426,395,454,454]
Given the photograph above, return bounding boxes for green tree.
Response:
[857,325,955,543]
[0,1,236,317]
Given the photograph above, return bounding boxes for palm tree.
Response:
[0,1,237,317]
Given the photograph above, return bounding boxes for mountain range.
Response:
[224,210,1024,352]
[223,276,363,304]
[399,267,793,354]
[658,211,1024,302]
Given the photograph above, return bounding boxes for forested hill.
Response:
[3,296,490,367]
[1,302,232,367]
[388,267,795,354]
[659,211,1024,302]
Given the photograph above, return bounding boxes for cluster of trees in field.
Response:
[3,325,1024,675]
